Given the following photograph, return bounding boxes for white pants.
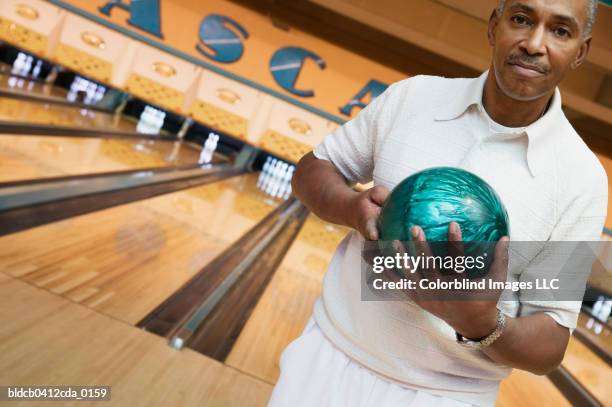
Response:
[267,317,474,407]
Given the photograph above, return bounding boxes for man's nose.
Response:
[520,25,547,56]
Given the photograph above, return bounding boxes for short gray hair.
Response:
[496,0,598,37]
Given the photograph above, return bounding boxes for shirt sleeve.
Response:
[517,169,609,330]
[313,83,397,184]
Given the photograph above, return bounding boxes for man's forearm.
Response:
[292,152,358,228]
[482,313,569,375]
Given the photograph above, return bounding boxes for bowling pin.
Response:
[141,106,153,126]
[260,157,274,191]
[158,111,167,130]
[280,166,295,199]
[264,160,278,195]
[94,86,106,103]
[85,82,97,104]
[268,161,285,196]
[23,56,33,76]
[198,133,214,164]
[273,163,288,197]
[262,159,278,193]
[19,55,30,75]
[284,182,292,200]
[11,53,25,74]
[67,78,78,101]
[258,157,272,189]
[150,108,158,127]
[32,60,42,78]
[595,300,611,334]
[77,77,87,91]
[587,296,604,331]
[210,134,219,157]
[152,109,162,129]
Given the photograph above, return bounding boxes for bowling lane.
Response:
[562,332,611,403]
[225,215,350,383]
[0,173,281,325]
[496,370,570,407]
[0,134,202,183]
[576,311,612,352]
[0,96,146,133]
[0,73,68,99]
[0,275,273,407]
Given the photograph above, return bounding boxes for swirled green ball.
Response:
[377,167,509,277]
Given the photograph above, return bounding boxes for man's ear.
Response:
[571,37,591,69]
[488,9,499,47]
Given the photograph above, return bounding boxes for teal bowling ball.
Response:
[377,167,509,278]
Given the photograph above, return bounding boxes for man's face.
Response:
[490,0,590,101]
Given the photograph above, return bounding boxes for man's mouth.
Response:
[508,61,546,78]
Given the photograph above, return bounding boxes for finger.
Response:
[392,240,415,278]
[369,185,390,207]
[412,226,433,258]
[489,236,510,283]
[364,217,379,241]
[447,222,465,259]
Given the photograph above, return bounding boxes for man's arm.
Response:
[482,313,569,375]
[484,166,608,375]
[292,152,389,240]
[406,225,569,375]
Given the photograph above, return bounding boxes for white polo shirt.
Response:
[312,71,608,406]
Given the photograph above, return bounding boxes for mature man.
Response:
[268,0,608,406]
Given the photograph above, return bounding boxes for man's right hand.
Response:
[292,152,389,241]
[345,186,390,241]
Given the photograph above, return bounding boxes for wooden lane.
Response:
[0,96,139,133]
[225,215,349,383]
[496,369,570,407]
[0,134,201,182]
[0,274,272,407]
[0,73,68,99]
[561,336,611,404]
[576,310,612,354]
[0,173,279,325]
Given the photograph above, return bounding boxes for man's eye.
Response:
[554,27,571,38]
[511,15,529,25]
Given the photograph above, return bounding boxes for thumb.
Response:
[489,237,509,281]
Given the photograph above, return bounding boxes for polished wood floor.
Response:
[563,337,610,403]
[0,96,142,133]
[226,215,349,383]
[0,173,279,324]
[0,72,68,98]
[0,134,202,183]
[0,274,272,407]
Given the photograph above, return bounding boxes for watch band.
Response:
[456,310,506,349]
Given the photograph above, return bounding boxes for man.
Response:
[268,0,608,406]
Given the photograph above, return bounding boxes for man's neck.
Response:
[482,71,553,128]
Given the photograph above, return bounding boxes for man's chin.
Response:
[494,68,551,102]
[499,79,550,102]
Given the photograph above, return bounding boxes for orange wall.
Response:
[60,0,407,120]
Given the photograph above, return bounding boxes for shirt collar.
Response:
[435,71,564,177]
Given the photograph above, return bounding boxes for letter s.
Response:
[196,14,249,63]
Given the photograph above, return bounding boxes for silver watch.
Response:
[456,310,506,349]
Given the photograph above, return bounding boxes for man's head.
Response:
[488,0,597,102]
